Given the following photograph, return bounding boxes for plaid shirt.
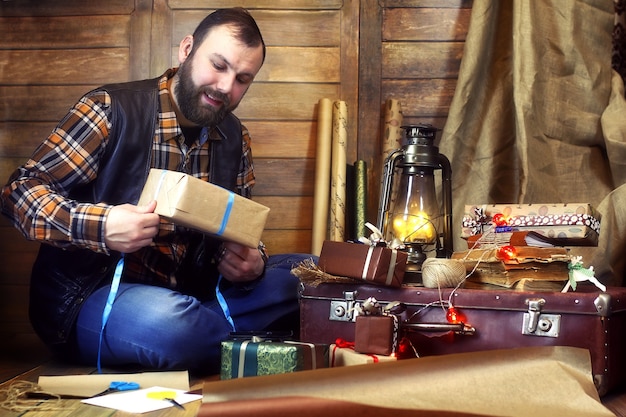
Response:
[1,68,255,286]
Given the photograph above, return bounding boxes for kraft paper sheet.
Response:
[330,100,347,242]
[38,371,190,398]
[311,98,333,256]
[201,346,612,417]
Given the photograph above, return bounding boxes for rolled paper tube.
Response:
[382,99,403,159]
[311,98,333,255]
[353,160,367,239]
[382,99,404,220]
[330,100,348,242]
[383,98,402,125]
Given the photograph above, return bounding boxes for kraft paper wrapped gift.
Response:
[220,340,328,380]
[138,169,269,248]
[318,240,407,287]
[329,342,397,367]
[461,203,600,245]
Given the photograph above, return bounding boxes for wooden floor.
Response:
[2,334,626,416]
[0,334,209,416]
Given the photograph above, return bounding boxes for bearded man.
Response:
[0,8,310,374]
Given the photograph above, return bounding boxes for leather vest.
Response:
[29,77,243,350]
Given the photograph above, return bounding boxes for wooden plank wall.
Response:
[0,0,138,339]
[358,0,472,220]
[0,0,469,339]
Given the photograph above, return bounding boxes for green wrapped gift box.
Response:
[220,340,329,380]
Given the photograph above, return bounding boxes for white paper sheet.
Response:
[81,386,202,414]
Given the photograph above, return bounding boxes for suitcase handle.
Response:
[401,322,476,335]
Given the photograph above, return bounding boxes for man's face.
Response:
[175,24,264,126]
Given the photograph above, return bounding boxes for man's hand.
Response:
[104,200,160,253]
[217,242,265,283]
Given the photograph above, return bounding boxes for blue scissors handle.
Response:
[92,381,140,397]
[109,381,140,391]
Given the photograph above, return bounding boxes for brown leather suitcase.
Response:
[299,282,626,395]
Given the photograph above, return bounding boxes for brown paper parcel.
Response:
[138,169,269,248]
[202,346,613,417]
[318,240,407,287]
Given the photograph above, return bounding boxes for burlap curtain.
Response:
[440,0,626,285]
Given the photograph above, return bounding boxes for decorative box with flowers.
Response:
[461,203,600,246]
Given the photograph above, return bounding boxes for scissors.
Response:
[92,381,140,397]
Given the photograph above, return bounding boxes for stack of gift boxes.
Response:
[220,238,414,379]
[219,297,406,380]
[457,203,601,291]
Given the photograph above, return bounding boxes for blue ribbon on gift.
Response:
[226,340,320,379]
[230,340,260,378]
[217,192,235,236]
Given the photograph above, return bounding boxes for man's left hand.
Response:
[217,242,265,283]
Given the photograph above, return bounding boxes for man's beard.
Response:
[175,58,230,126]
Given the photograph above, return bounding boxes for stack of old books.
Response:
[453,232,571,291]
[455,203,601,292]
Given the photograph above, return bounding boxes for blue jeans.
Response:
[74,253,314,374]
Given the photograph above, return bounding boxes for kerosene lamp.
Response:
[377,124,453,282]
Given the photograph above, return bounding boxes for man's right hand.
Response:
[104,200,160,253]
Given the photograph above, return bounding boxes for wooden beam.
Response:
[340,0,360,164]
[150,0,173,76]
[358,0,383,225]
[130,0,154,80]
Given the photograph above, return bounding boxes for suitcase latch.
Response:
[522,298,560,337]
[329,291,358,322]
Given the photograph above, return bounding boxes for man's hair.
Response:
[192,7,266,63]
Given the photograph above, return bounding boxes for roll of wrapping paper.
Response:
[330,100,347,242]
[353,160,367,239]
[311,98,333,256]
[381,99,404,230]
[382,99,403,162]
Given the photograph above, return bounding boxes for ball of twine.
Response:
[421,258,467,288]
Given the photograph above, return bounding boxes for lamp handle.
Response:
[377,149,405,233]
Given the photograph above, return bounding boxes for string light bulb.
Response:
[492,213,508,227]
[497,245,517,261]
[446,305,467,324]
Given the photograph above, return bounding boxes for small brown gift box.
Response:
[354,315,398,356]
[138,169,270,248]
[318,241,407,287]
